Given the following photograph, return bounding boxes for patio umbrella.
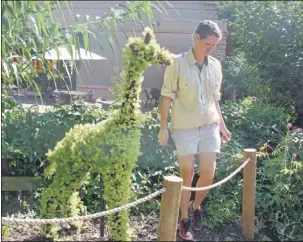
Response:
[32,46,106,90]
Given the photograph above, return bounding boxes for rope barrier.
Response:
[2,157,253,226]
[2,188,166,225]
[182,157,252,191]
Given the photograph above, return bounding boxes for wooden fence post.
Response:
[158,176,183,241]
[242,148,257,240]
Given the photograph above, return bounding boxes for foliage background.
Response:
[216,1,303,240]
[218,1,303,115]
[2,96,302,240]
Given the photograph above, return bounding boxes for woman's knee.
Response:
[198,152,217,171]
[178,154,195,184]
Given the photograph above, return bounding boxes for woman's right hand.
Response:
[158,127,169,147]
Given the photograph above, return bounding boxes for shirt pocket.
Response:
[178,73,199,108]
[205,69,220,97]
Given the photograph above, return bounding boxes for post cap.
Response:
[244,148,257,153]
[163,176,183,183]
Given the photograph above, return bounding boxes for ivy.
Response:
[39,27,172,240]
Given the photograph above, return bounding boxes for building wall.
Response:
[55,1,226,100]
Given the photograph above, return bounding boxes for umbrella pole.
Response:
[71,70,77,90]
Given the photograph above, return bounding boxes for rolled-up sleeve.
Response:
[213,61,222,101]
[161,58,179,100]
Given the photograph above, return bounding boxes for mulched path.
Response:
[1,192,269,241]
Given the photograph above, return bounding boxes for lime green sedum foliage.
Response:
[39,27,172,240]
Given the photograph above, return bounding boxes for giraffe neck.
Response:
[118,66,142,125]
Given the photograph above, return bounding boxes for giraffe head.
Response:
[126,27,173,68]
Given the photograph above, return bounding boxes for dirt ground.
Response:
[1,192,270,241]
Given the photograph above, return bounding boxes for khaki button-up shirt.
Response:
[161,48,222,130]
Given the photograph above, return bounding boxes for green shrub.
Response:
[221,53,250,101]
[1,94,27,161]
[222,97,289,149]
[218,1,303,113]
[1,96,110,176]
[205,98,302,241]
[255,128,303,241]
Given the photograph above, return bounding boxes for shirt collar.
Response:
[187,47,209,66]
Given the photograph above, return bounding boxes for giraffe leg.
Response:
[40,161,90,238]
[40,179,63,238]
[57,168,88,230]
[101,163,133,241]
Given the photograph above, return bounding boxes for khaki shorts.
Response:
[171,123,221,157]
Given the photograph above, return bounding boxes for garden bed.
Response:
[2,191,270,241]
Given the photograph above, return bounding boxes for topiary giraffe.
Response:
[39,27,172,240]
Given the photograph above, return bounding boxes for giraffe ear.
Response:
[142,27,154,44]
[144,32,151,44]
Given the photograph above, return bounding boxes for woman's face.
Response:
[193,34,219,55]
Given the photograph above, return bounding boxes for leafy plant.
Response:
[1,97,111,176]
[1,1,169,93]
[221,53,249,101]
[205,99,302,241]
[218,1,303,113]
[1,224,11,239]
[256,127,303,241]
[222,97,289,149]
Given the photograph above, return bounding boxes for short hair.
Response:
[194,20,222,40]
